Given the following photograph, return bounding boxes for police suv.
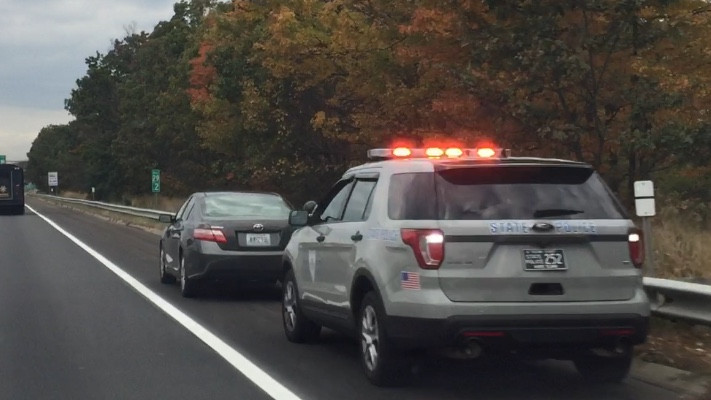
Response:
[282,146,649,386]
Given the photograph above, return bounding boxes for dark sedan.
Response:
[158,191,293,297]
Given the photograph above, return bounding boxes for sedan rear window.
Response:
[204,193,291,219]
[388,165,626,220]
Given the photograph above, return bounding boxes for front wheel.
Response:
[574,349,633,383]
[282,269,321,343]
[359,292,407,386]
[179,256,199,298]
[159,246,175,284]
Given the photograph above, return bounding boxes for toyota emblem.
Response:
[532,222,555,232]
[253,223,264,232]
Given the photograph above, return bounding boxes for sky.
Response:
[0,0,179,163]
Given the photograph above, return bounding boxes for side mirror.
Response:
[303,200,317,214]
[158,214,175,223]
[289,210,309,227]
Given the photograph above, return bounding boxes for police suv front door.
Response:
[317,178,378,317]
[298,180,354,318]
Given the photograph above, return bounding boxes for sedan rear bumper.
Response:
[187,243,284,282]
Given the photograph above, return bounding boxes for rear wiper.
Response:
[533,208,584,218]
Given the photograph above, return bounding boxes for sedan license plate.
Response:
[522,249,567,271]
[246,233,271,246]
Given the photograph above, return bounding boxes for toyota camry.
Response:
[158,191,293,297]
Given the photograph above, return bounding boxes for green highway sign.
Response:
[151,169,160,193]
[0,155,5,164]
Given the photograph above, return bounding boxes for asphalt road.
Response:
[0,199,684,400]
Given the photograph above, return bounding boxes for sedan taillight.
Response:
[401,229,444,269]
[194,228,227,244]
[628,228,644,268]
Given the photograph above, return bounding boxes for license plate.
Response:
[246,233,271,246]
[522,249,567,271]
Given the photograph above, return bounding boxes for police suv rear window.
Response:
[388,165,625,220]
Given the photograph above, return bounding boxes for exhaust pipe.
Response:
[592,336,631,357]
[435,338,484,360]
[613,337,631,355]
[463,339,483,359]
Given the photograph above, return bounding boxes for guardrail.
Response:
[643,277,711,326]
[32,194,711,326]
[34,194,170,220]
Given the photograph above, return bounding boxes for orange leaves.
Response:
[187,41,216,105]
[400,8,459,37]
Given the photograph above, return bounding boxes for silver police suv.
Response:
[282,146,649,386]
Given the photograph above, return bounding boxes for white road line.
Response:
[27,204,303,400]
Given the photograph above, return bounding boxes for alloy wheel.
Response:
[180,257,187,291]
[361,304,379,372]
[283,281,297,331]
[160,249,167,277]
[159,247,175,284]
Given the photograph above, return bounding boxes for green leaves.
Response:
[25,0,711,204]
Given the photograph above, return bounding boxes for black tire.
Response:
[282,269,321,343]
[159,246,175,284]
[15,205,25,215]
[359,291,408,387]
[574,350,632,383]
[179,255,199,298]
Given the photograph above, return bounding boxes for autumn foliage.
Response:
[26,0,711,207]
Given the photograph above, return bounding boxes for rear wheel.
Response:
[159,246,175,284]
[574,349,633,383]
[179,255,199,298]
[282,269,320,343]
[359,291,408,386]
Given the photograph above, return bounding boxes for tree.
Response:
[395,0,711,197]
[112,0,219,196]
[26,123,86,193]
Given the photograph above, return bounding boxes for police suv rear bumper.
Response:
[385,313,649,351]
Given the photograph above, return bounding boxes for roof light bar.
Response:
[425,147,445,157]
[476,147,497,158]
[392,147,412,157]
[445,147,464,158]
[367,147,508,160]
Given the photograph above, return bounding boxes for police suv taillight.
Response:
[628,228,644,268]
[401,229,445,269]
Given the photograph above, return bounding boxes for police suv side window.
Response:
[388,173,437,220]
[342,180,377,222]
[319,180,355,223]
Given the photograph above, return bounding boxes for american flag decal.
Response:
[400,271,421,290]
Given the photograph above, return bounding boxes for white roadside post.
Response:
[634,180,656,276]
[48,171,59,196]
